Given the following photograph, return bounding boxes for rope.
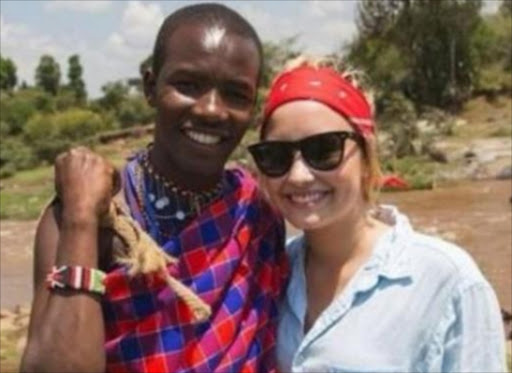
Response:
[100,200,211,322]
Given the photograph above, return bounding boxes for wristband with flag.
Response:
[46,265,106,295]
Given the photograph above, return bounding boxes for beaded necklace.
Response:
[134,146,224,241]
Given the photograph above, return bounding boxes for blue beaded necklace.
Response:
[134,147,223,241]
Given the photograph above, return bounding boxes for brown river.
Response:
[1,179,511,312]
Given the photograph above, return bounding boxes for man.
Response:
[21,4,288,372]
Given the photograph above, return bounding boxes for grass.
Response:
[0,328,25,373]
[454,95,512,139]
[0,135,153,220]
[382,156,437,190]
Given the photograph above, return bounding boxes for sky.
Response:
[0,0,503,98]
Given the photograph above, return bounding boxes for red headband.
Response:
[263,65,374,136]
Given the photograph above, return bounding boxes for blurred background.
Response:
[0,0,510,371]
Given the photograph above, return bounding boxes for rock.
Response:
[416,120,437,135]
[470,164,491,181]
[454,119,467,127]
[424,144,448,163]
[463,150,476,159]
[496,165,512,180]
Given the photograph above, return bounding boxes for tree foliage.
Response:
[98,81,130,112]
[0,55,17,91]
[67,54,87,103]
[347,0,489,109]
[35,55,61,95]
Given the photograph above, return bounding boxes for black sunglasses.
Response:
[248,131,364,177]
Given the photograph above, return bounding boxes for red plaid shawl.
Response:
[102,163,289,373]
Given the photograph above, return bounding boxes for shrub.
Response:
[117,96,154,128]
[24,108,113,162]
[0,88,54,135]
[381,156,435,190]
[0,137,36,178]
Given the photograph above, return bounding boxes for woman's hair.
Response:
[151,3,263,82]
[268,55,383,205]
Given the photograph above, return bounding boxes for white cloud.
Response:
[308,0,355,19]
[0,15,66,87]
[115,1,164,48]
[235,1,357,55]
[236,3,297,44]
[44,0,112,13]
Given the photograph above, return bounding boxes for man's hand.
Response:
[55,147,117,225]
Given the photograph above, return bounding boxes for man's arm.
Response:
[20,203,106,373]
[21,147,116,373]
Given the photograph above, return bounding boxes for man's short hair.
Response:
[152,3,263,81]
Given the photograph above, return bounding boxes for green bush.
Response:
[55,88,80,111]
[0,137,36,173]
[117,96,154,127]
[24,108,113,162]
[382,156,435,190]
[377,93,419,158]
[0,88,54,135]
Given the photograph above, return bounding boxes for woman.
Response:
[248,57,506,372]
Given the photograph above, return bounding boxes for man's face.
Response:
[145,22,260,179]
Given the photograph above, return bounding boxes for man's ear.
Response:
[143,69,157,107]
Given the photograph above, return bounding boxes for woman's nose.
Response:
[286,154,315,185]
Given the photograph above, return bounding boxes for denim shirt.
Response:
[277,206,506,373]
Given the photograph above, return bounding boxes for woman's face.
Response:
[260,100,367,231]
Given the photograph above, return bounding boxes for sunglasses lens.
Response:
[302,133,344,170]
[249,143,292,177]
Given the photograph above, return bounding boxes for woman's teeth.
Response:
[288,191,327,205]
[185,130,222,145]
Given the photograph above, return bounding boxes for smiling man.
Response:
[20,4,288,373]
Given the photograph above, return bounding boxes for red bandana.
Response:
[263,65,374,136]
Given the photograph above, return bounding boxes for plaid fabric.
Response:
[102,158,289,373]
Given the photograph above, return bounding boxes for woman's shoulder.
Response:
[385,205,491,292]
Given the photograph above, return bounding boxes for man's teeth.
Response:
[185,130,221,145]
[289,191,326,204]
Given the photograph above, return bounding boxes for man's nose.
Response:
[192,88,229,122]
[286,153,315,185]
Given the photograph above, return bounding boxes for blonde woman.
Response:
[248,57,506,372]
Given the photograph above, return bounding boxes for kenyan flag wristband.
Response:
[46,265,106,295]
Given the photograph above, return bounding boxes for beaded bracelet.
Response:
[46,265,106,295]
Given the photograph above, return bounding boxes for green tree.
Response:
[0,88,54,135]
[348,0,484,109]
[356,0,403,38]
[67,54,87,103]
[0,56,17,91]
[98,81,130,112]
[35,55,61,95]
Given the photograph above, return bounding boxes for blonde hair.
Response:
[273,55,383,205]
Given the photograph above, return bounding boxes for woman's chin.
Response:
[286,213,325,231]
